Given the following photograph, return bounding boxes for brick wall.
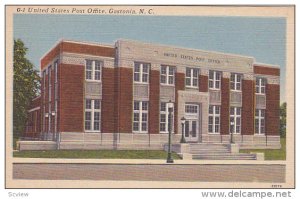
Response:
[175,72,185,134]
[199,75,208,92]
[242,80,255,135]
[59,64,84,132]
[149,70,160,134]
[220,78,230,135]
[101,67,116,133]
[254,65,280,76]
[266,84,280,136]
[118,67,133,133]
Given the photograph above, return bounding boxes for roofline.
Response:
[254,62,280,69]
[39,39,115,64]
[116,38,255,60]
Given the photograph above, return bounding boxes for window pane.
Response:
[134,101,139,110]
[160,102,166,111]
[215,125,219,133]
[86,71,92,80]
[237,75,241,82]
[209,71,214,79]
[209,116,213,124]
[134,64,140,72]
[143,64,148,73]
[215,117,220,124]
[261,110,265,117]
[142,113,148,122]
[237,107,241,115]
[142,123,147,131]
[209,106,213,114]
[142,102,148,110]
[161,75,166,84]
[95,61,101,70]
[85,112,91,120]
[209,80,213,88]
[255,109,259,116]
[215,81,220,89]
[186,78,191,86]
[94,112,100,120]
[94,122,100,130]
[86,99,92,109]
[193,79,198,87]
[133,122,139,131]
[133,113,139,121]
[216,72,221,80]
[95,71,101,80]
[161,66,166,74]
[160,114,166,122]
[94,100,100,109]
[208,124,213,132]
[85,121,91,130]
[236,83,241,90]
[193,69,198,78]
[231,74,235,82]
[160,123,166,132]
[230,107,234,115]
[261,87,265,94]
[134,73,140,82]
[168,76,174,84]
[186,68,191,77]
[142,74,148,82]
[215,106,220,114]
[86,60,92,70]
[169,67,174,75]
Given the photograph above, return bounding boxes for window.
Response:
[256,77,266,94]
[255,109,265,135]
[230,73,242,91]
[160,102,174,133]
[186,68,199,88]
[133,101,148,133]
[85,60,102,81]
[230,107,241,134]
[134,62,150,83]
[185,104,198,114]
[209,71,221,89]
[208,105,220,133]
[48,66,52,102]
[54,60,58,83]
[85,99,101,132]
[161,65,175,85]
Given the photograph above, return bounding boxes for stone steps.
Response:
[188,143,257,160]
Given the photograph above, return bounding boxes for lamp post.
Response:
[180,117,186,143]
[230,121,234,144]
[166,100,174,163]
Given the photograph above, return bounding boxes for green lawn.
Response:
[13,150,181,159]
[240,138,286,160]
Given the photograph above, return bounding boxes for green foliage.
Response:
[240,138,286,160]
[280,102,287,138]
[13,39,40,139]
[13,150,182,159]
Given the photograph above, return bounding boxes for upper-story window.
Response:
[256,77,266,94]
[230,73,242,91]
[209,70,221,89]
[86,60,102,81]
[161,65,175,85]
[186,68,199,88]
[134,62,150,83]
[54,60,58,83]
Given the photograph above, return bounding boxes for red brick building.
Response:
[23,39,281,150]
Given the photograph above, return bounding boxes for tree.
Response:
[280,102,287,138]
[13,39,40,140]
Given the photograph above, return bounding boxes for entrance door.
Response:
[184,120,198,142]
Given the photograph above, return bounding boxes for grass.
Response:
[240,138,286,160]
[13,150,181,159]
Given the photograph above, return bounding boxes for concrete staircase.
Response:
[189,143,257,160]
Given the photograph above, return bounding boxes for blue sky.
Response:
[13,14,286,102]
